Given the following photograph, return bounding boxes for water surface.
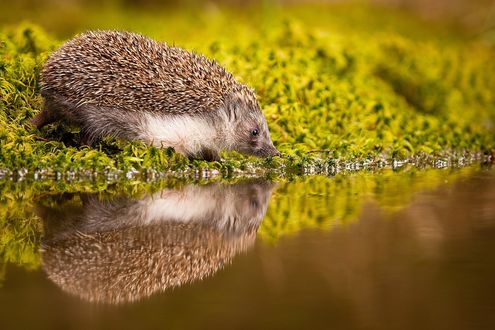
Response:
[1,166,494,330]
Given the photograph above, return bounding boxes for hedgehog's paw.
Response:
[189,148,220,162]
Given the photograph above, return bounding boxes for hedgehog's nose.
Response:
[257,144,281,158]
[268,146,281,157]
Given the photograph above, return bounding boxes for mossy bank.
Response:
[1,5,494,177]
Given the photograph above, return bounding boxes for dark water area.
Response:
[1,167,495,330]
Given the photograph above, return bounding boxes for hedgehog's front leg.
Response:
[192,148,220,162]
[197,148,220,162]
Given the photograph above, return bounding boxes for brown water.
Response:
[1,167,494,330]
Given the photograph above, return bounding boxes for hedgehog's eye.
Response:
[251,129,259,137]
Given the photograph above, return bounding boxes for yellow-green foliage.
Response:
[259,165,477,243]
[1,5,494,174]
[0,196,42,280]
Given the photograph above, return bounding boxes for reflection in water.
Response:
[0,166,477,273]
[254,169,495,330]
[0,168,494,329]
[35,180,275,304]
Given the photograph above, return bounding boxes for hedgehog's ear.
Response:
[226,105,240,122]
[225,92,242,122]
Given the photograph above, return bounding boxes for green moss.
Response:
[259,165,478,243]
[0,197,42,274]
[1,6,494,175]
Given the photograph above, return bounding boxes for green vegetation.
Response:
[0,196,42,277]
[1,5,494,176]
[261,165,479,243]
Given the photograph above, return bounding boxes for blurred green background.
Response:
[2,0,494,39]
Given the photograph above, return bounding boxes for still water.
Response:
[1,166,494,330]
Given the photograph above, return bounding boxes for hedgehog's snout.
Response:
[256,143,281,158]
[271,148,281,157]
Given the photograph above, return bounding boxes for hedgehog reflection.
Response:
[37,180,274,304]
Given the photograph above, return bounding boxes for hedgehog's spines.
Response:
[41,30,244,116]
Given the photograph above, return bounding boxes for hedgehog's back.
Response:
[42,222,256,304]
[41,31,238,115]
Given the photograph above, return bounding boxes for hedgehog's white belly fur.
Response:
[140,113,219,155]
[132,189,255,232]
[138,189,218,224]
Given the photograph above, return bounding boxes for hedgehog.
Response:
[32,31,280,161]
[42,222,256,304]
[36,180,275,304]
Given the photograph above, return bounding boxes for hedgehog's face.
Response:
[232,180,274,225]
[225,89,280,158]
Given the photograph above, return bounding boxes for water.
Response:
[1,166,494,330]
